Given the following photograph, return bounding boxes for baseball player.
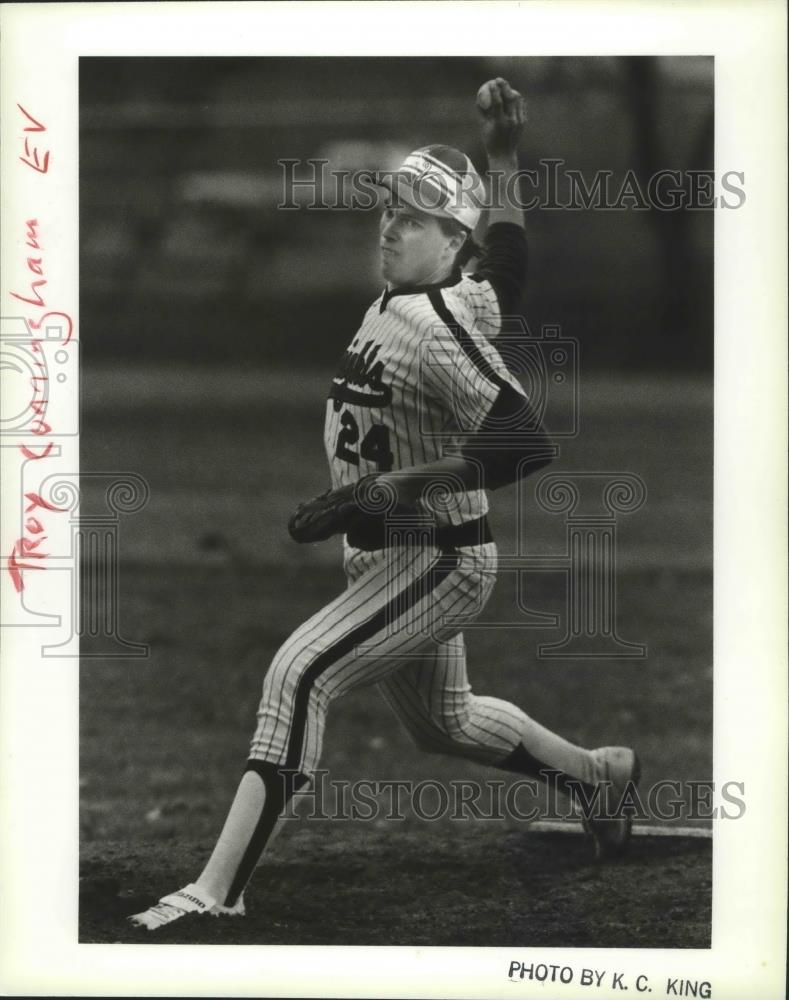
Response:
[131,78,639,931]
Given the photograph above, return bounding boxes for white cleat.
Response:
[582,746,641,861]
[128,882,245,931]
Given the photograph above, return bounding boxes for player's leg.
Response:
[205,546,486,902]
[378,632,604,791]
[378,629,639,852]
[130,543,483,928]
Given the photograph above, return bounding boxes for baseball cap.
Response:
[375,144,484,232]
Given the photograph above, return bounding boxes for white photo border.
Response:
[0,2,786,997]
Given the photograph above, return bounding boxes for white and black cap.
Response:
[375,144,484,232]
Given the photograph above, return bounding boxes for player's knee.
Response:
[431,693,475,742]
[263,639,317,698]
[403,704,475,753]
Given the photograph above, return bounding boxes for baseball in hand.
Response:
[476,77,525,157]
[477,77,525,120]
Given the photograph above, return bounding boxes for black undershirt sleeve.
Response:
[470,221,528,318]
[459,380,556,492]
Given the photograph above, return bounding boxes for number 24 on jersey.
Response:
[334,409,393,472]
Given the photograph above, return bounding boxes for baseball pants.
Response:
[249,540,559,776]
[217,538,602,907]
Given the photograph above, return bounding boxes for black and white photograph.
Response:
[0,3,786,998]
[76,54,718,948]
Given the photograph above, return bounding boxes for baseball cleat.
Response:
[582,746,641,860]
[128,882,245,930]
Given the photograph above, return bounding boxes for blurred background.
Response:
[80,56,713,370]
[79,59,714,904]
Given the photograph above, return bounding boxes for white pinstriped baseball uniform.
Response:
[248,224,598,798]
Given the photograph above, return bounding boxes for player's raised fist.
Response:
[476,77,525,159]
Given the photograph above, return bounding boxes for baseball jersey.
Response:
[323,222,532,528]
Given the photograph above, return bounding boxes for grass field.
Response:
[79,365,713,946]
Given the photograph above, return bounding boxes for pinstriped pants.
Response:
[249,540,533,778]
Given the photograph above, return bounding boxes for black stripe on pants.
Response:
[283,550,460,771]
[225,550,460,905]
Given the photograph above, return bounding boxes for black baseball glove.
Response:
[288,474,386,544]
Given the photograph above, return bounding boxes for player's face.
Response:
[379,204,461,287]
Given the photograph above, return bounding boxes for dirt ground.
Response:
[80,827,711,947]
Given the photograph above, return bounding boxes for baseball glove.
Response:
[288,474,385,544]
